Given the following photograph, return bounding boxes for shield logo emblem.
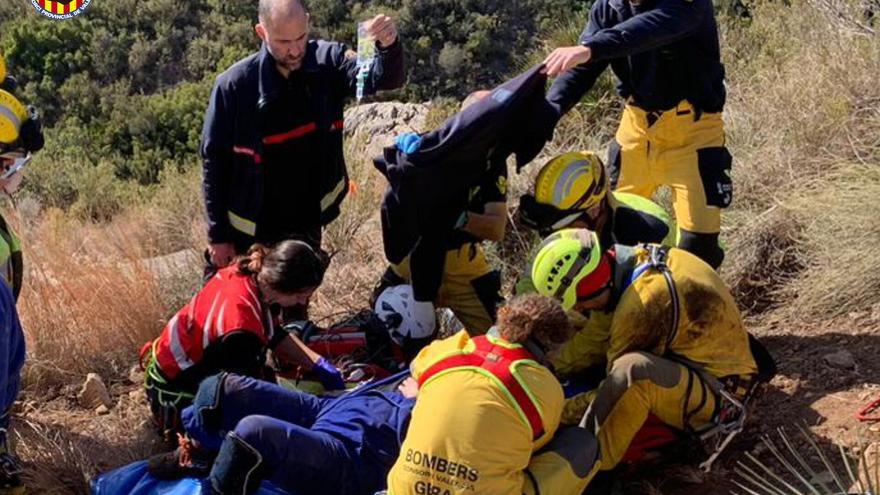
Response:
[33,0,91,19]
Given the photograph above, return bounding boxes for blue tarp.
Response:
[90,460,292,495]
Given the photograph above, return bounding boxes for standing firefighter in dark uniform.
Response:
[201,0,405,274]
[542,0,731,268]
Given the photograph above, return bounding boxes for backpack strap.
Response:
[627,245,680,352]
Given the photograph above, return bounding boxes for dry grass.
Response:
[4,203,198,493]
[12,387,163,494]
[719,0,880,323]
[774,164,880,322]
[14,211,170,390]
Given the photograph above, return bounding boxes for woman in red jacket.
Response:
[141,240,344,435]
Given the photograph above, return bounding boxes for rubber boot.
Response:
[209,432,267,495]
[678,230,724,269]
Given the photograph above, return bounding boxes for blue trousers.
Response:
[182,374,409,495]
[0,281,24,443]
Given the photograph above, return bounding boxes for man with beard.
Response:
[201,0,404,279]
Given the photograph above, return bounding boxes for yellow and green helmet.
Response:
[530,228,603,310]
[0,90,26,146]
[0,54,27,146]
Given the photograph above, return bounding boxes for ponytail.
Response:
[238,240,329,294]
[236,244,269,275]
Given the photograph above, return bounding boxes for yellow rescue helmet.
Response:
[0,55,6,83]
[0,89,26,146]
[534,151,608,211]
[531,228,603,310]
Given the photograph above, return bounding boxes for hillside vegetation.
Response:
[0,0,589,220]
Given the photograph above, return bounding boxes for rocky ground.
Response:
[12,314,878,494]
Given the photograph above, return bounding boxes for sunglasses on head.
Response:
[0,151,31,180]
[518,193,604,234]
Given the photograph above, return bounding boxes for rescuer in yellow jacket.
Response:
[386,294,576,495]
[531,228,757,478]
[514,151,676,378]
[375,91,508,337]
[519,151,675,247]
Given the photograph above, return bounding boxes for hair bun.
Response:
[247,244,268,273]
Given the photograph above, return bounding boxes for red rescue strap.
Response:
[857,396,880,422]
[417,336,545,440]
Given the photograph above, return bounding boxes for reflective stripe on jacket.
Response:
[417,333,545,439]
[202,39,405,242]
[153,267,272,379]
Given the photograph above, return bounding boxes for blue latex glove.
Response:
[395,132,423,154]
[313,357,345,391]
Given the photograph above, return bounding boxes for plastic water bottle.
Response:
[355,21,376,102]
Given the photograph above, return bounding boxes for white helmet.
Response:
[374,285,436,346]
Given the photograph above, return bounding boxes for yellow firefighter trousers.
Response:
[612,101,731,234]
[573,352,717,473]
[523,426,601,495]
[390,243,500,335]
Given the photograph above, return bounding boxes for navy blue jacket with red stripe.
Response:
[201,39,405,244]
[547,0,725,116]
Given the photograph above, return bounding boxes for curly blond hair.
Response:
[496,294,572,345]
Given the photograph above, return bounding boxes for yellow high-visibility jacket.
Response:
[387,330,564,495]
[560,245,757,423]
[607,245,755,378]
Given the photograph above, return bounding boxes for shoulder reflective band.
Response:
[418,336,545,440]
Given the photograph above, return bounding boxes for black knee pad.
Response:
[678,230,724,269]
